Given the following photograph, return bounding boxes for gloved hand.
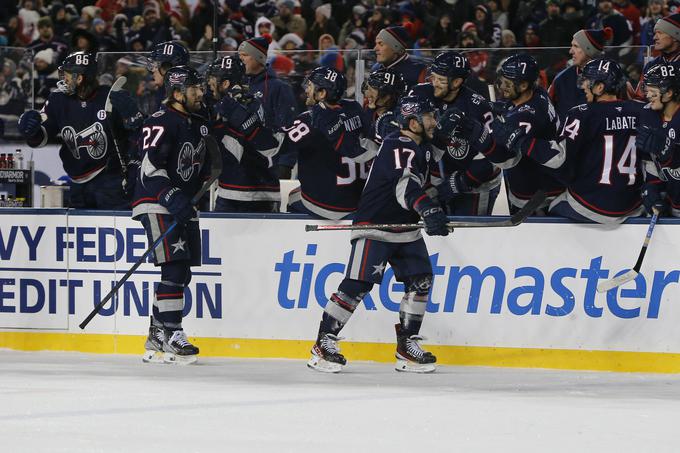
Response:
[490,117,530,154]
[18,110,42,137]
[434,108,491,154]
[436,171,471,202]
[636,125,668,161]
[216,96,260,136]
[158,186,195,225]
[490,101,509,116]
[311,104,345,141]
[641,183,668,215]
[109,90,144,130]
[414,197,449,236]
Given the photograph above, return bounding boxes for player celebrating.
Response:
[495,59,644,223]
[634,13,680,99]
[428,51,501,216]
[361,67,404,153]
[280,66,370,219]
[144,41,191,112]
[132,66,212,364]
[307,95,449,374]
[373,26,427,90]
[549,27,613,121]
[18,51,140,209]
[636,62,680,217]
[207,55,281,213]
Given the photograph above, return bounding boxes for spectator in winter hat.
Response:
[549,27,613,120]
[372,25,427,89]
[271,0,307,40]
[318,33,335,51]
[308,3,339,48]
[29,16,68,66]
[344,29,365,50]
[238,35,298,129]
[338,4,366,44]
[279,32,303,50]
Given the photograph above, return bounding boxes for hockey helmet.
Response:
[643,62,680,100]
[305,66,347,103]
[362,68,405,99]
[497,54,539,84]
[147,41,190,72]
[398,94,436,128]
[164,65,204,96]
[207,55,246,86]
[57,51,97,95]
[431,51,471,81]
[579,58,626,95]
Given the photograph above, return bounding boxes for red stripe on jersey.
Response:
[359,239,371,280]
[301,191,356,211]
[569,189,642,216]
[158,214,170,262]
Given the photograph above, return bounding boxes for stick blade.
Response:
[596,269,638,293]
[105,76,127,112]
[510,191,546,226]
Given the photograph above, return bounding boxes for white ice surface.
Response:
[1,350,678,453]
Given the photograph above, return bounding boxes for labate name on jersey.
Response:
[605,116,637,131]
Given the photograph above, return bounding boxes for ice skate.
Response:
[142,325,165,364]
[162,329,199,365]
[307,333,346,373]
[395,324,436,373]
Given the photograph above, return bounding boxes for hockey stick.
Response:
[596,210,659,293]
[305,191,545,232]
[79,136,223,329]
[105,76,131,195]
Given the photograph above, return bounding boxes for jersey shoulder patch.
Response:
[152,110,165,118]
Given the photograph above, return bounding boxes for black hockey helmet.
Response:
[407,82,435,100]
[643,62,680,100]
[362,68,405,98]
[207,55,246,86]
[579,58,626,95]
[57,51,97,95]
[497,53,539,84]
[398,94,436,128]
[147,41,190,72]
[164,65,203,96]
[431,51,471,81]
[305,66,347,103]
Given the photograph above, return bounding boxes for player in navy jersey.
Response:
[307,95,449,374]
[634,14,680,100]
[427,51,501,216]
[17,51,141,209]
[206,55,281,213]
[495,59,644,224]
[144,41,190,112]
[279,66,372,219]
[360,68,404,156]
[636,62,680,217]
[372,26,427,90]
[473,54,563,214]
[549,28,612,121]
[132,66,212,364]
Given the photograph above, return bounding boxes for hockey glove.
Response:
[311,104,346,142]
[490,117,531,155]
[490,101,510,116]
[436,171,471,202]
[414,197,449,237]
[109,90,144,130]
[641,183,668,215]
[636,125,669,161]
[216,96,261,137]
[17,110,42,137]
[158,187,195,225]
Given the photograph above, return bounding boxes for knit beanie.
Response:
[376,26,410,54]
[572,27,613,58]
[655,13,680,41]
[238,36,270,66]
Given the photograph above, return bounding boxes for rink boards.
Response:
[1,210,680,373]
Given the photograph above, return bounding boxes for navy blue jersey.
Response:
[372,54,427,91]
[28,85,127,182]
[435,85,500,191]
[352,132,433,243]
[247,67,298,129]
[360,106,399,161]
[213,98,281,202]
[132,105,212,219]
[280,99,370,219]
[639,106,680,216]
[485,88,563,208]
[634,51,680,99]
[548,65,587,122]
[529,101,644,223]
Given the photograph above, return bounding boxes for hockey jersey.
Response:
[132,105,212,219]
[351,131,432,243]
[527,100,645,223]
[548,65,587,122]
[279,99,372,219]
[247,67,298,129]
[29,85,128,183]
[372,54,427,90]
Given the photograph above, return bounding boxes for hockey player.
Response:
[361,67,404,153]
[549,27,613,121]
[495,59,644,223]
[636,62,680,217]
[17,51,141,209]
[280,66,371,219]
[207,55,281,212]
[634,13,680,99]
[427,51,501,216]
[307,95,448,374]
[238,35,298,130]
[373,26,427,90]
[144,41,190,112]
[132,66,211,364]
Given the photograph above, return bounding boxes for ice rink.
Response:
[1,350,678,453]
